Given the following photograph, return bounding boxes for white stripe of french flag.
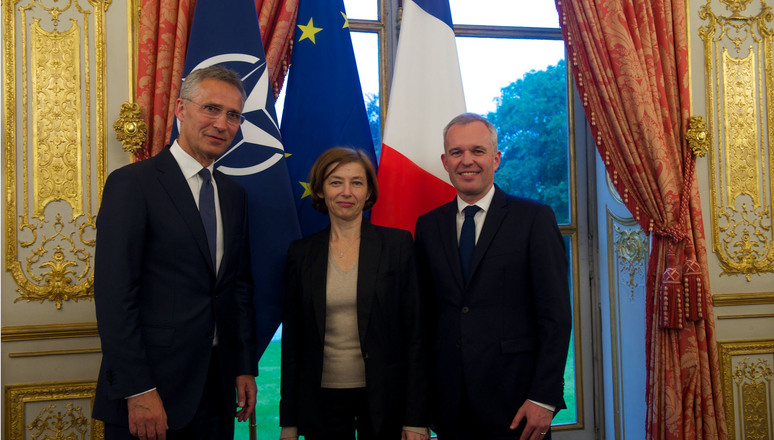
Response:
[371,0,466,234]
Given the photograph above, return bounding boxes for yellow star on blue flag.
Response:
[299,182,313,199]
[297,17,322,44]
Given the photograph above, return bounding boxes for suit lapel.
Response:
[438,201,465,289]
[155,148,215,275]
[468,187,507,282]
[213,170,235,284]
[356,220,380,349]
[309,229,330,343]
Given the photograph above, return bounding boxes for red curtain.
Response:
[256,0,298,99]
[135,0,197,160]
[555,0,728,438]
[134,0,298,160]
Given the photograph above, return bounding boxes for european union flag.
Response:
[280,0,377,237]
[173,0,301,358]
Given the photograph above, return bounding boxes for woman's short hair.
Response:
[309,147,379,214]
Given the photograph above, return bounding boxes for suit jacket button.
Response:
[206,331,215,339]
[456,340,461,349]
[363,352,369,359]
[461,306,469,314]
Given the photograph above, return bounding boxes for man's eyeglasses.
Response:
[183,98,245,126]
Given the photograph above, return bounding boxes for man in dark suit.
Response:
[415,113,572,440]
[93,65,258,440]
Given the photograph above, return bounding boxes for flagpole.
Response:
[249,412,257,440]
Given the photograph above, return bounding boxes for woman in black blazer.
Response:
[279,147,428,440]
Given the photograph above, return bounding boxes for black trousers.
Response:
[104,348,232,440]
[303,387,398,440]
[435,384,552,440]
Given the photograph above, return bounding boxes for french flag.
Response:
[370,0,465,234]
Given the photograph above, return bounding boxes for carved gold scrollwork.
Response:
[113,101,147,153]
[5,381,103,440]
[699,0,774,280]
[613,224,648,299]
[733,358,773,439]
[4,0,111,308]
[685,116,710,158]
[720,340,774,439]
[27,402,90,439]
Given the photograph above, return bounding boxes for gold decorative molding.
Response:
[719,340,774,439]
[3,0,113,308]
[612,222,648,299]
[713,291,774,306]
[8,347,102,358]
[5,380,103,440]
[1,322,99,341]
[699,0,774,281]
[717,313,774,319]
[113,101,147,153]
[685,115,710,157]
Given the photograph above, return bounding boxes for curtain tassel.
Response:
[660,253,685,329]
[682,256,704,322]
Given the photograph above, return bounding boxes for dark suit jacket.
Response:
[280,219,427,437]
[93,147,258,429]
[414,185,572,435]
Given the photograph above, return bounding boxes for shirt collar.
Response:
[170,140,214,179]
[455,184,496,214]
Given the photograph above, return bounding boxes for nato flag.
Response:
[173,0,301,358]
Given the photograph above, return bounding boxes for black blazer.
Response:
[280,219,427,437]
[414,185,572,435]
[93,147,258,429]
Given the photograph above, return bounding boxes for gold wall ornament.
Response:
[613,223,649,299]
[27,402,89,439]
[32,20,84,220]
[4,0,112,308]
[113,102,147,153]
[5,381,103,440]
[699,0,774,280]
[719,340,774,439]
[736,358,773,439]
[685,116,710,157]
[723,0,756,16]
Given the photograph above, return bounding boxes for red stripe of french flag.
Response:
[371,0,466,234]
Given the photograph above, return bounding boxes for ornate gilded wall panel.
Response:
[3,0,112,308]
[606,209,649,440]
[719,340,774,440]
[31,21,84,220]
[699,0,774,280]
[4,380,103,440]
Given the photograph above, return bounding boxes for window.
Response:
[245,2,595,438]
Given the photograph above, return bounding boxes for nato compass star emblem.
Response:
[185,53,285,176]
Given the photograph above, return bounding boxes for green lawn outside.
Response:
[235,339,282,440]
[236,335,578,439]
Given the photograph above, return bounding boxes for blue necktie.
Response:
[459,205,480,281]
[198,168,216,267]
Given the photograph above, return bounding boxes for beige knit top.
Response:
[320,253,366,388]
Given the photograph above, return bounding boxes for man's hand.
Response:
[401,428,429,440]
[235,374,257,422]
[510,400,553,440]
[127,390,168,440]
